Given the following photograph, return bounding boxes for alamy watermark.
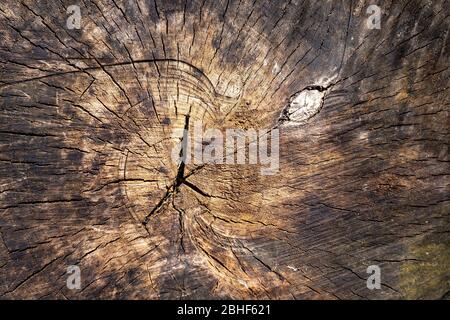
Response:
[366,5,381,30]
[366,265,381,290]
[66,265,81,290]
[171,121,279,175]
[66,5,81,30]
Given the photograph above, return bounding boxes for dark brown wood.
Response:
[0,0,448,299]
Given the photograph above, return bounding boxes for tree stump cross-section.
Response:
[0,0,449,299]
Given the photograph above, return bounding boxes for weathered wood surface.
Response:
[0,0,448,299]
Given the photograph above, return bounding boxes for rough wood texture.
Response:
[0,0,449,299]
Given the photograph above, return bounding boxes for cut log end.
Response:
[0,0,448,300]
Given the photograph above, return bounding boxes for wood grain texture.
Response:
[0,0,449,299]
